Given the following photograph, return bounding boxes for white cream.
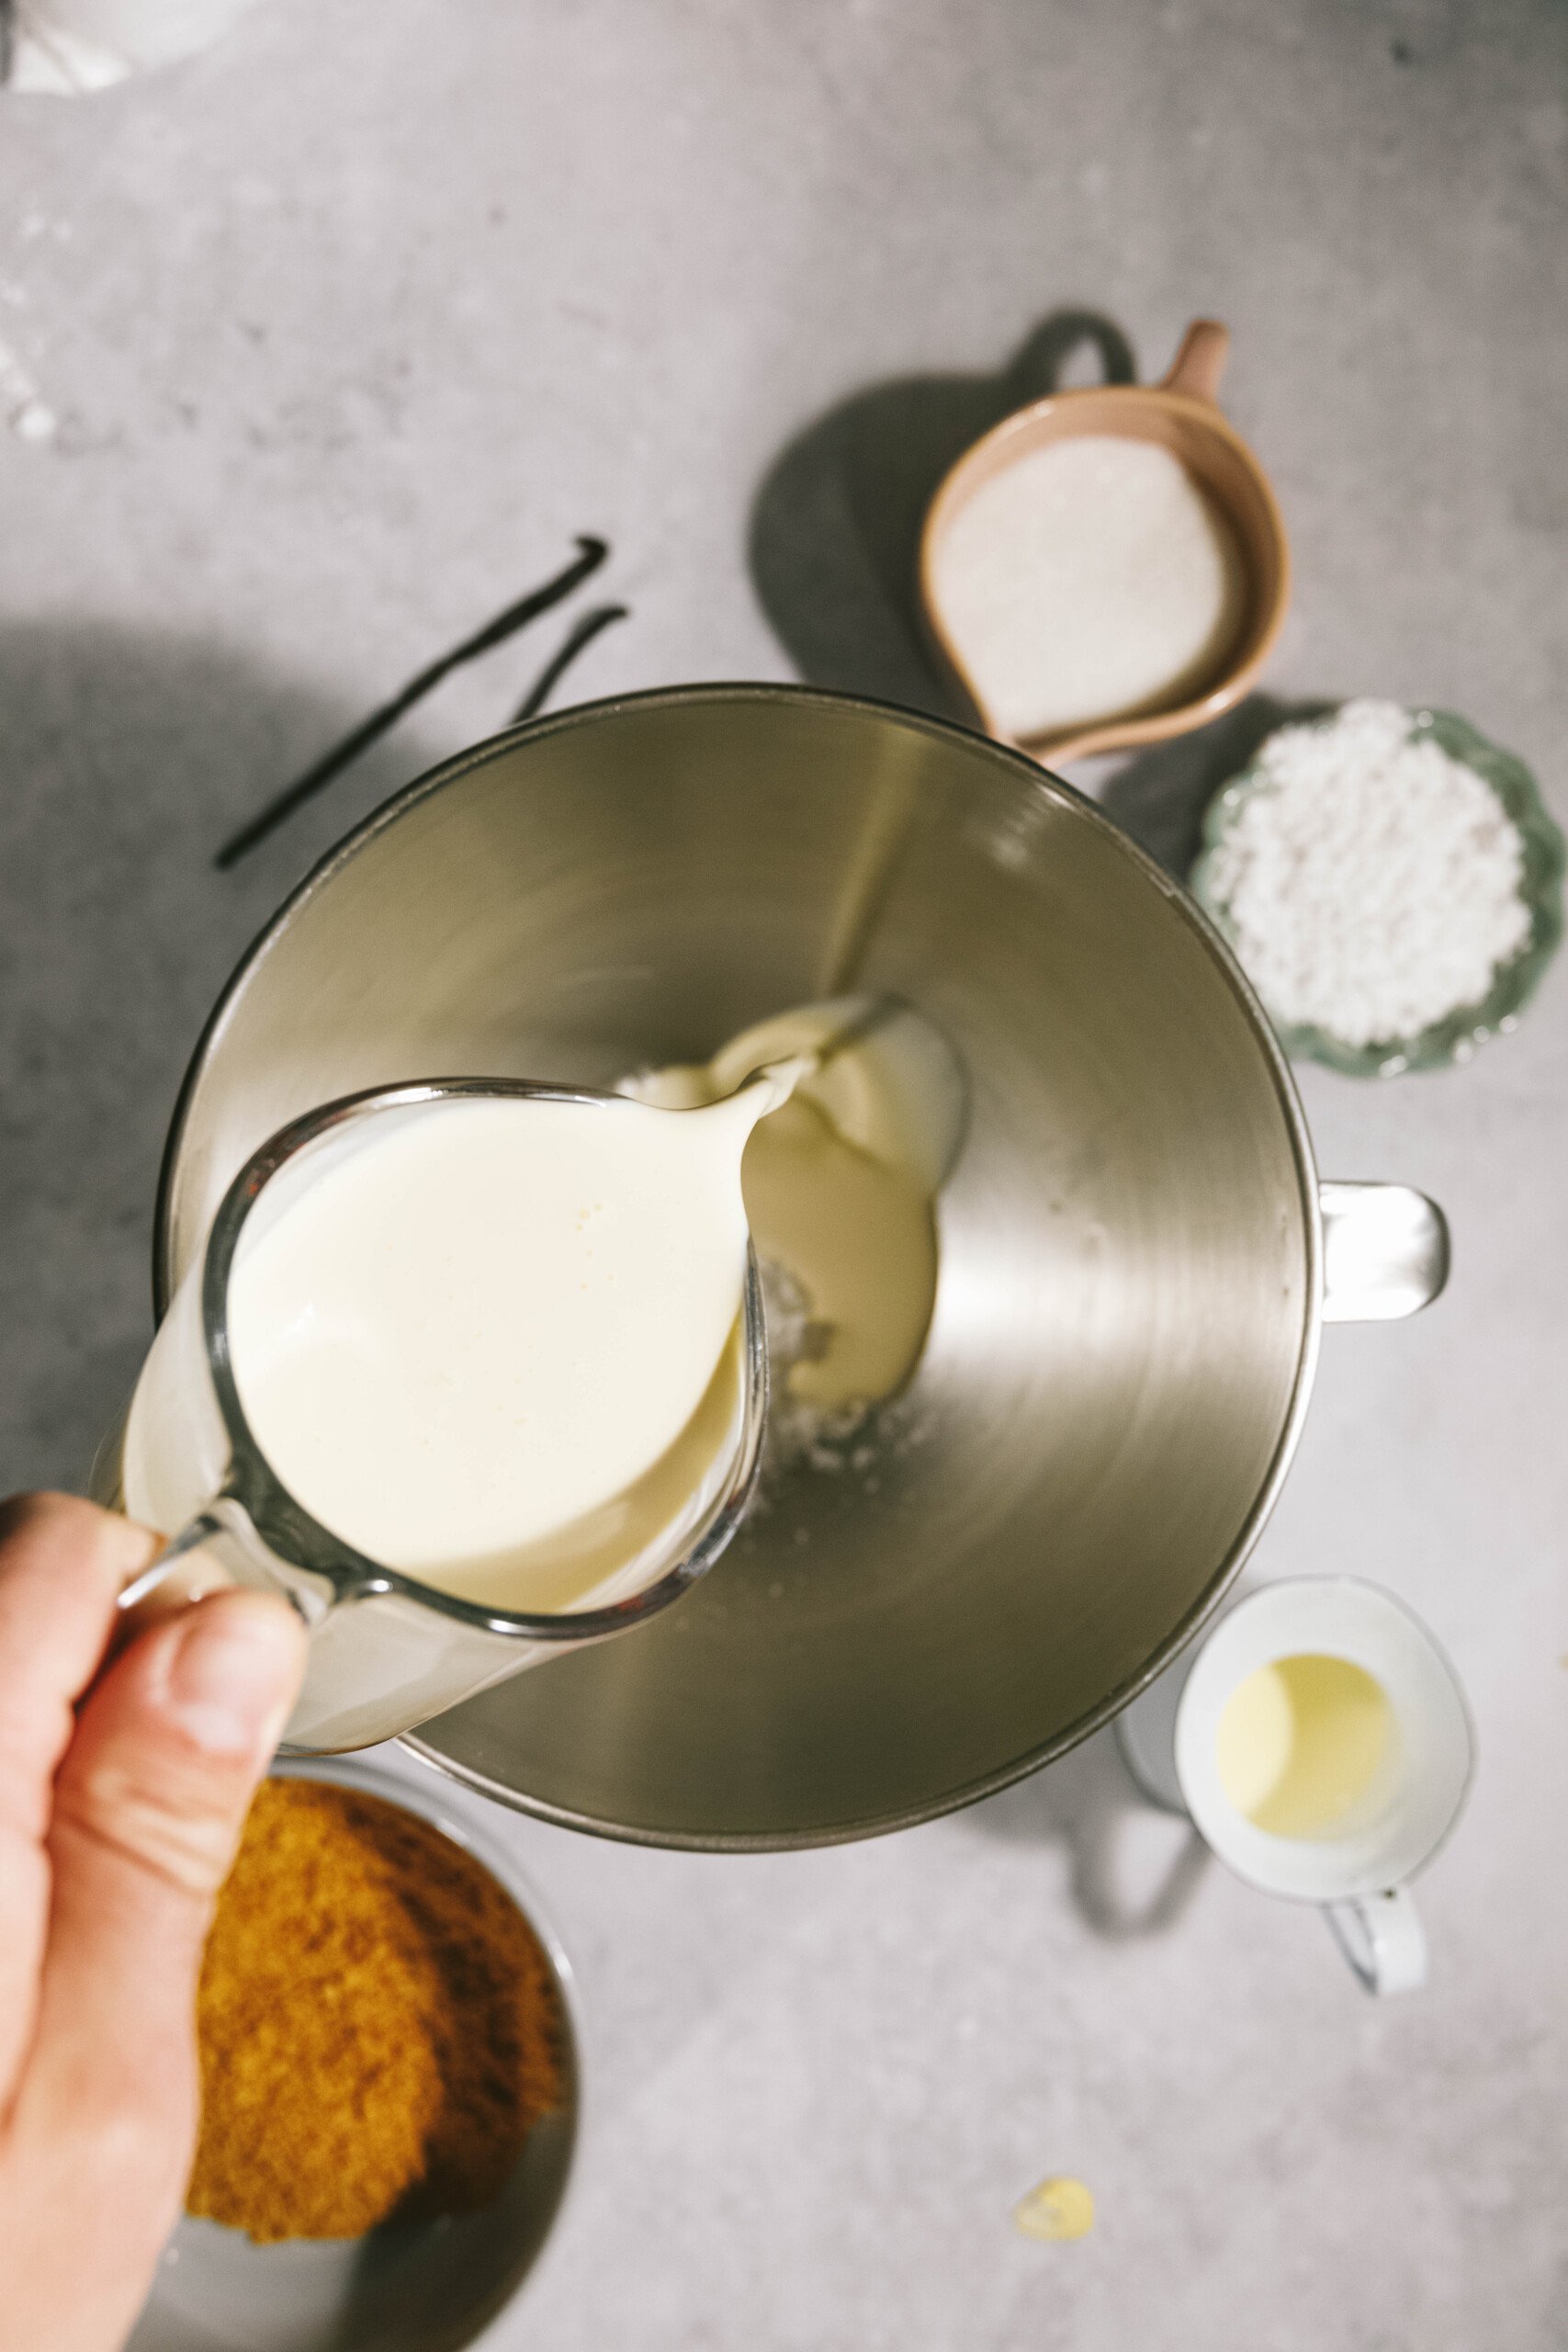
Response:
[626,998,964,1423]
[120,1001,958,1639]
[219,1089,774,1608]
[931,434,1245,740]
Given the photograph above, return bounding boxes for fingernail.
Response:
[164,1593,305,1758]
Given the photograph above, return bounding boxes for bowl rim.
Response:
[1190,701,1567,1077]
[158,681,1327,1849]
[917,380,1293,763]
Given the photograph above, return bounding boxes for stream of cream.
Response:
[625,999,964,1422]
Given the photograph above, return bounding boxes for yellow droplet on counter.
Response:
[1013,2175,1095,2242]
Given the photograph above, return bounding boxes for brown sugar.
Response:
[186,1778,564,2243]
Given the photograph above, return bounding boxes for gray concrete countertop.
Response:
[2,3,1564,2345]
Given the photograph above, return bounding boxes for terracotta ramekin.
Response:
[919,319,1291,765]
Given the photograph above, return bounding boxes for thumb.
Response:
[21,1590,306,2154]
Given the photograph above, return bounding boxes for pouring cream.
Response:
[625,997,964,1424]
[120,999,962,1629]
[124,1083,786,1615]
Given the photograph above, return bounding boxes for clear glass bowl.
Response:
[1190,705,1565,1077]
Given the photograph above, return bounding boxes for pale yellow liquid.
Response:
[1214,1653,1393,1838]
[626,1000,961,1417]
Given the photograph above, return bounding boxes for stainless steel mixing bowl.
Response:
[158,685,1444,1849]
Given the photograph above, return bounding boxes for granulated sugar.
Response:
[1204,700,1530,1048]
[931,435,1244,740]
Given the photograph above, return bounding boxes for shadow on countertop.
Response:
[0,617,446,1490]
[748,307,1135,715]
[1098,691,1338,880]
[964,1725,1211,1941]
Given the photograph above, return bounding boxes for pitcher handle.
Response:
[1320,1182,1450,1322]
[1325,1887,1427,1995]
[117,1495,326,1626]
[1160,318,1230,402]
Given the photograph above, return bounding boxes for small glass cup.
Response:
[95,1079,767,1753]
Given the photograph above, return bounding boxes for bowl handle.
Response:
[1161,318,1230,403]
[1320,1182,1450,1322]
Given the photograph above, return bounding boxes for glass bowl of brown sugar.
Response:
[126,1756,580,2352]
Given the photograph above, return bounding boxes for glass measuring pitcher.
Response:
[94,1079,768,1752]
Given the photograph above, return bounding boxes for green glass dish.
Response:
[1190,706,1565,1077]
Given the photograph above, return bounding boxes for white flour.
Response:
[752,1255,933,1515]
[755,1258,866,1477]
[1205,700,1530,1049]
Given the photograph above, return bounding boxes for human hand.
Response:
[0,1493,306,2352]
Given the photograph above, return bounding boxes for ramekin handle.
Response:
[1325,1887,1427,1996]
